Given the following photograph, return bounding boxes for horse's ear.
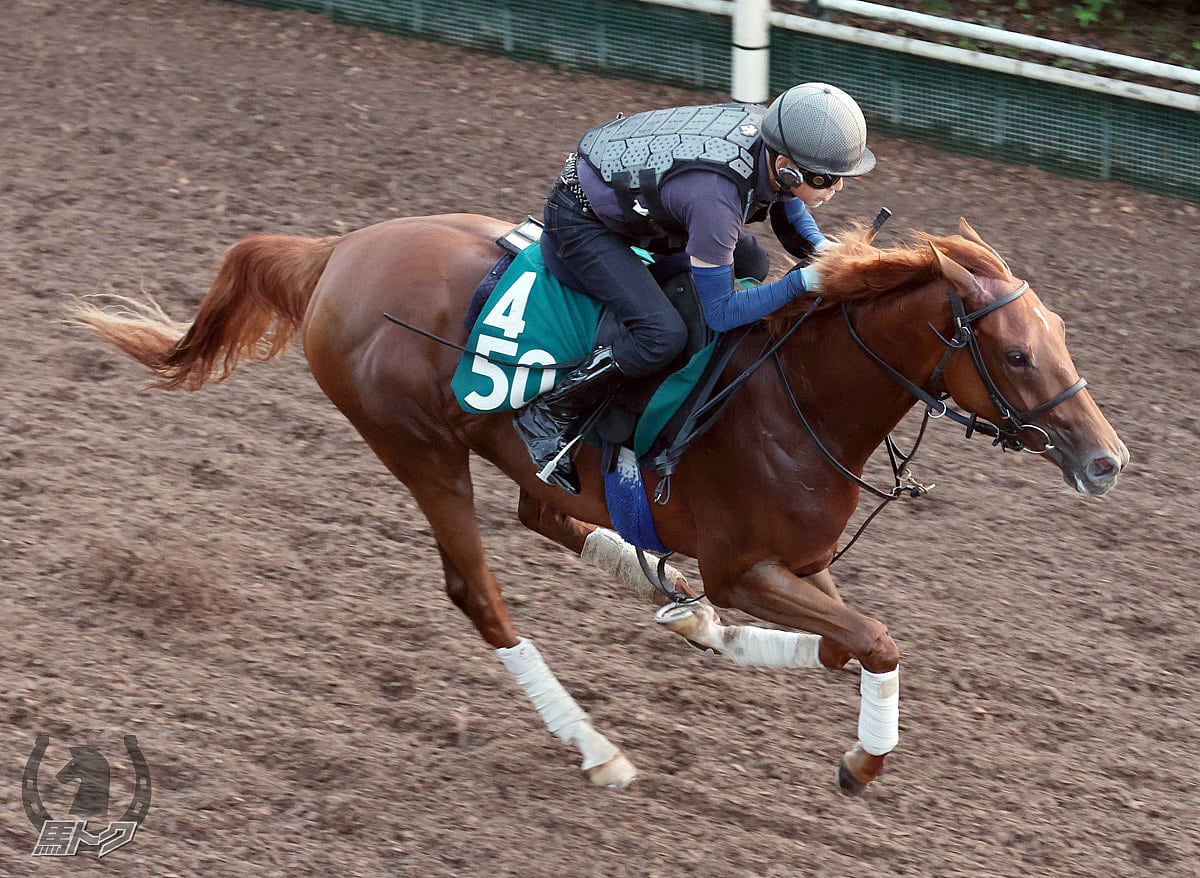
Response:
[957,218,1012,277]
[957,217,984,243]
[929,243,987,299]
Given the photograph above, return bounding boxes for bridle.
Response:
[639,276,1092,595]
[843,279,1088,454]
[769,276,1089,567]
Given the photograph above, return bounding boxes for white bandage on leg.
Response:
[497,637,619,770]
[581,527,684,603]
[656,601,824,669]
[723,625,823,669]
[857,666,900,756]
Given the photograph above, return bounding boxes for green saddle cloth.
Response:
[452,244,715,458]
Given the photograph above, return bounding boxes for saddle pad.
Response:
[631,339,716,458]
[452,244,602,414]
[453,245,714,459]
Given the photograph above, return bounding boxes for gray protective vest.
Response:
[577,103,769,250]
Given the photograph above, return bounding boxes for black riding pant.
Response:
[540,181,688,379]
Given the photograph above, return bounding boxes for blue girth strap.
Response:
[602,444,670,553]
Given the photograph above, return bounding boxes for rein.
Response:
[772,348,936,566]
[842,281,1087,453]
[773,278,1088,565]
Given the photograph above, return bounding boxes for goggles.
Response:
[801,169,841,190]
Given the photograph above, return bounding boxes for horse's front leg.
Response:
[655,568,852,670]
[706,561,900,794]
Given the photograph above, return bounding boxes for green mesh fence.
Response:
[232,0,730,88]
[770,32,1200,203]
[230,0,1200,202]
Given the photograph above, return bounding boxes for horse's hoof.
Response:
[585,752,637,790]
[654,601,715,639]
[654,601,697,632]
[836,758,868,796]
[836,745,883,795]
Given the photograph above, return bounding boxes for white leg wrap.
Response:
[858,666,900,756]
[723,625,824,668]
[581,527,685,603]
[497,637,619,770]
[656,601,824,669]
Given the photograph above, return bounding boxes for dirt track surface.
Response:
[3,2,1199,875]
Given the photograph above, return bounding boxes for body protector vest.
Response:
[577,103,770,252]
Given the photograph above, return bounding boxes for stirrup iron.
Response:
[536,433,583,484]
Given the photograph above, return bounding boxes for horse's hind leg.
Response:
[515,494,854,671]
[516,489,695,604]
[367,440,636,788]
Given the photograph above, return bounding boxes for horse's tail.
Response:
[71,234,339,390]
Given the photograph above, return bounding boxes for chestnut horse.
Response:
[73,214,1127,793]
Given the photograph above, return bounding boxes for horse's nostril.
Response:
[1087,455,1117,480]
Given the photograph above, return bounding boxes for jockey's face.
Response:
[796,175,843,209]
[773,156,845,208]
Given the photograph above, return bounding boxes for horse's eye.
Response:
[1006,350,1031,368]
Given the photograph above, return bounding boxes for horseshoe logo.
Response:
[22,735,51,831]
[119,735,153,826]
[22,735,152,833]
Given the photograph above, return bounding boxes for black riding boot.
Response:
[513,346,625,495]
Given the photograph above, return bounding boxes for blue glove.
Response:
[692,263,820,332]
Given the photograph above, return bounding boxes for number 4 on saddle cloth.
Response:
[451,218,766,552]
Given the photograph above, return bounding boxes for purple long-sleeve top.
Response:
[576,142,825,265]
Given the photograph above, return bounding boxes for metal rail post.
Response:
[732,0,770,103]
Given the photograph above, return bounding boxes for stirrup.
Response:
[536,433,582,484]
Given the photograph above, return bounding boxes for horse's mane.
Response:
[764,225,1013,335]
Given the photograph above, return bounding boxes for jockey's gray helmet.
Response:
[760,83,876,177]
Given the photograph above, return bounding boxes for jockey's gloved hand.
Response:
[693,263,819,333]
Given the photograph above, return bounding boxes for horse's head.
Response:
[932,219,1128,496]
[56,746,112,818]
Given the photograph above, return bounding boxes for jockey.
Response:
[514,82,876,494]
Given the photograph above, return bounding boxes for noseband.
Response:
[844,280,1088,453]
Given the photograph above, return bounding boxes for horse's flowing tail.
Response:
[71,234,338,390]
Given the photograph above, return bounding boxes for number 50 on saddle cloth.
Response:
[451,224,717,461]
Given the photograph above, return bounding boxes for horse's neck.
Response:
[770,281,950,474]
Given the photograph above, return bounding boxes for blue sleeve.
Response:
[692,263,818,332]
[784,198,829,249]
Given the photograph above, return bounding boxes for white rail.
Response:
[813,0,1200,88]
[640,0,1200,112]
[732,0,771,102]
[773,11,1200,112]
[646,0,733,14]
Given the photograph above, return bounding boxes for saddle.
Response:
[591,234,767,476]
[455,218,766,478]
